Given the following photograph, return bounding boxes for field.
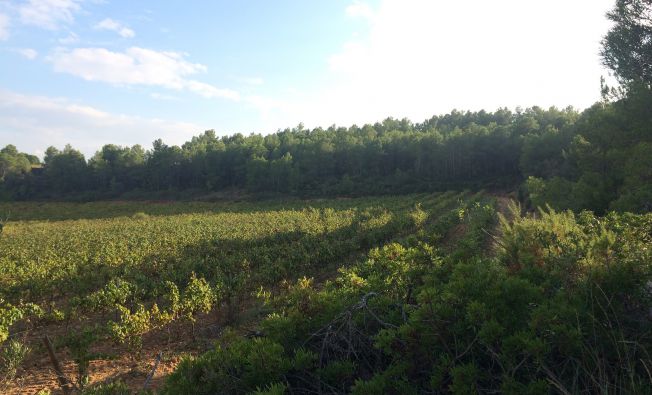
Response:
[0,192,479,393]
[2,192,651,394]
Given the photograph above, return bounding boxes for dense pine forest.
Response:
[2,85,651,214]
[0,0,651,394]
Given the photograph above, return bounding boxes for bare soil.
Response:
[2,305,261,394]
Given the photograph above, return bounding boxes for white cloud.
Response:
[0,89,205,157]
[16,48,38,59]
[0,13,9,40]
[19,0,82,30]
[345,1,375,20]
[185,80,240,100]
[246,95,294,121]
[94,18,135,38]
[254,0,616,131]
[150,92,178,101]
[242,77,264,85]
[50,47,240,100]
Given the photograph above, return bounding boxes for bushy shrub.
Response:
[84,278,136,314]
[132,212,150,220]
[162,338,291,395]
[80,380,131,395]
[61,327,103,389]
[107,304,152,356]
[1,339,29,381]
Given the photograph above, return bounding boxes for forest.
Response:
[0,0,651,394]
[2,85,651,214]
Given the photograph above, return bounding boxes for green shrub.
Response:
[132,212,150,220]
[84,278,136,314]
[1,339,30,381]
[80,380,131,395]
[180,274,215,324]
[250,382,287,395]
[61,327,103,389]
[162,338,291,395]
[107,304,152,356]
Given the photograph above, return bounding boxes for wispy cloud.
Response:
[94,18,135,38]
[245,95,294,121]
[16,47,38,59]
[185,80,240,100]
[58,31,79,44]
[19,0,82,30]
[241,77,264,86]
[150,92,178,101]
[345,1,375,20]
[0,89,204,157]
[50,47,240,100]
[0,13,9,40]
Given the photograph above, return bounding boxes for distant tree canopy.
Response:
[1,89,651,214]
[0,107,561,199]
[0,145,39,199]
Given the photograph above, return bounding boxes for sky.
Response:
[0,0,616,158]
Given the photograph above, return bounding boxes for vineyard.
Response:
[0,192,478,393]
[1,192,651,394]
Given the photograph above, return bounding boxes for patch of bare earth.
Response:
[1,305,263,395]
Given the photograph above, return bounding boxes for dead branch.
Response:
[143,351,163,390]
[43,335,74,395]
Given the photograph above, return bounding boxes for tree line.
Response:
[0,107,575,196]
[0,89,650,214]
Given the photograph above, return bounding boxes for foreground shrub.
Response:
[162,338,291,395]
[1,339,29,381]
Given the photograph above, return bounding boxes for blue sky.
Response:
[1,0,615,158]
